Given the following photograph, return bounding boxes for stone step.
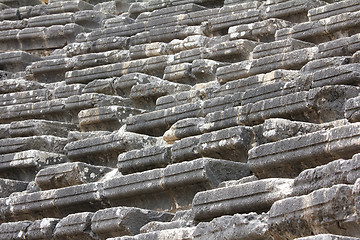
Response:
[192,178,294,221]
[276,10,360,44]
[78,106,144,131]
[0,78,45,94]
[228,18,293,42]
[107,227,196,240]
[0,0,42,8]
[0,51,41,72]
[292,153,360,196]
[0,178,28,198]
[64,129,163,166]
[0,0,93,21]
[192,212,271,240]
[268,184,359,239]
[248,122,360,179]
[0,23,85,51]
[0,88,50,107]
[0,150,68,181]
[316,33,360,59]
[35,162,112,190]
[308,0,360,21]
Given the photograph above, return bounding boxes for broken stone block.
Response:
[345,96,360,123]
[104,158,250,211]
[0,179,28,198]
[82,79,116,95]
[35,162,111,190]
[192,212,271,240]
[65,129,162,167]
[209,39,259,62]
[9,120,76,138]
[129,42,168,60]
[25,218,59,240]
[269,184,359,239]
[249,122,360,179]
[0,135,68,155]
[114,73,161,97]
[192,59,225,82]
[164,118,204,143]
[117,146,171,174]
[308,0,360,21]
[163,63,196,85]
[192,178,293,221]
[53,83,85,99]
[229,18,293,42]
[0,124,10,139]
[292,153,360,196]
[53,212,96,240]
[252,39,315,59]
[0,150,67,181]
[91,207,173,239]
[295,235,360,240]
[0,51,41,73]
[0,221,31,240]
[78,106,143,131]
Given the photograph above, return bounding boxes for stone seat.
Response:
[192,178,294,221]
[345,96,360,122]
[308,0,360,21]
[0,78,45,94]
[0,178,28,198]
[0,51,41,72]
[248,122,360,178]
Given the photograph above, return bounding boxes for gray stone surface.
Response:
[0,220,31,240]
[0,178,28,198]
[193,212,271,240]
[308,0,360,21]
[345,96,360,123]
[295,235,360,240]
[25,218,59,240]
[192,178,293,221]
[54,212,96,240]
[35,162,112,190]
[292,153,360,196]
[269,184,359,239]
[0,78,45,94]
[107,227,196,240]
[0,51,41,72]
[91,207,173,239]
[249,123,360,178]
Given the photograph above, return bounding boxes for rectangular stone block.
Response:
[163,117,204,143]
[308,0,360,21]
[193,178,294,221]
[295,235,360,240]
[91,207,173,239]
[345,96,360,122]
[0,221,31,240]
[0,51,41,72]
[0,89,50,107]
[248,123,360,178]
[269,185,359,239]
[25,218,59,240]
[292,153,360,196]
[0,78,45,94]
[0,179,28,198]
[53,212,95,240]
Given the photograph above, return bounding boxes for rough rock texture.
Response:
[0,0,360,239]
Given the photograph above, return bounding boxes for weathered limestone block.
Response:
[71,50,130,70]
[0,20,28,31]
[91,207,173,239]
[0,221,31,240]
[171,135,202,163]
[217,47,317,83]
[0,179,28,198]
[129,42,168,60]
[104,158,250,211]
[292,153,360,196]
[0,78,45,94]
[240,85,360,125]
[163,63,196,85]
[65,37,129,57]
[229,18,293,42]
[252,39,315,59]
[53,83,85,99]
[0,51,41,72]
[192,59,226,82]
[54,212,96,240]
[82,79,116,95]
[78,106,143,131]
[0,70,10,80]
[0,89,49,107]
[35,162,112,190]
[260,0,325,21]
[0,150,67,181]
[64,129,162,166]
[300,56,352,73]
[202,107,241,132]
[0,0,42,8]
[0,124,10,139]
[164,118,204,143]
[209,39,259,62]
[129,80,191,109]
[73,10,113,29]
[276,11,360,43]
[308,0,360,21]
[132,25,204,45]
[42,0,93,15]
[268,184,359,239]
[65,55,170,84]
[345,96,360,123]
[9,120,76,138]
[107,227,196,240]
[248,123,360,179]
[193,212,271,240]
[25,218,59,240]
[27,12,74,28]
[117,146,171,174]
[193,178,294,221]
[94,1,116,15]
[295,235,360,240]
[0,135,68,155]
